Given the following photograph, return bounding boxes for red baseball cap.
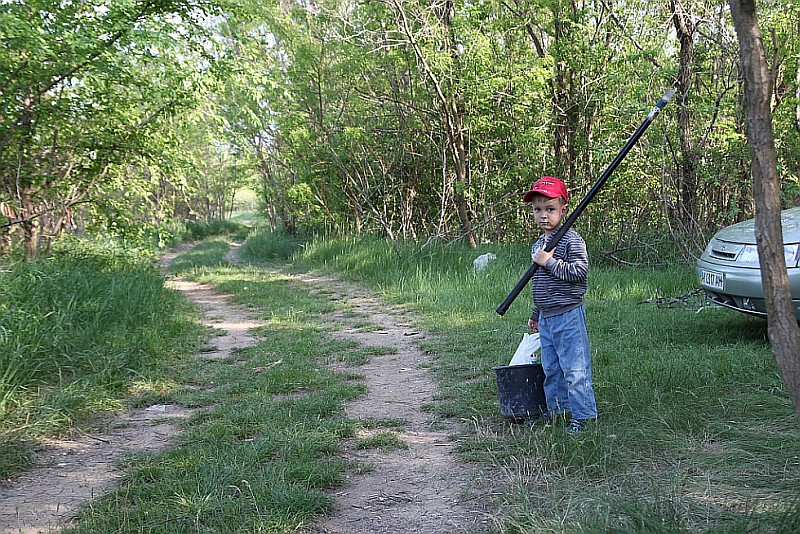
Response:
[522,176,568,203]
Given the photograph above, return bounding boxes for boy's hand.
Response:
[528,319,539,332]
[533,248,554,267]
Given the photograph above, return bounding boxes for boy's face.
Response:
[531,195,567,234]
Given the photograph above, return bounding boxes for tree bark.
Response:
[19,184,39,260]
[671,0,699,221]
[390,0,477,247]
[552,12,574,182]
[729,0,800,427]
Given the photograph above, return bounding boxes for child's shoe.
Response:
[566,419,590,434]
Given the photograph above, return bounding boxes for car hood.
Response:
[713,207,800,244]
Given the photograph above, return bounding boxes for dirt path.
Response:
[0,249,267,534]
[294,273,494,533]
[0,246,495,533]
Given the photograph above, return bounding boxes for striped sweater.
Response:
[530,227,589,320]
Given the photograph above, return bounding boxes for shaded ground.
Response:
[0,245,496,533]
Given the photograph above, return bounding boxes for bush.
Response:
[240,229,307,261]
[183,220,250,241]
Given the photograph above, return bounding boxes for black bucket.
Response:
[493,363,547,420]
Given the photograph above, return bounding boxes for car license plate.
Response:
[700,269,724,291]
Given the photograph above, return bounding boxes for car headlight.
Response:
[738,245,759,264]
[703,238,717,257]
[787,244,800,266]
[737,243,800,266]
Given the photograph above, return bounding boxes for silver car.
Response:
[696,207,800,319]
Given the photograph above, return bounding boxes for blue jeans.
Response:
[539,306,597,421]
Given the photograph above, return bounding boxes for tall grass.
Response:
[239,228,306,262]
[67,239,365,532]
[6,231,796,531]
[241,233,800,532]
[181,219,252,242]
[0,238,203,477]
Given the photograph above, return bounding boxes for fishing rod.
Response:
[496,88,676,316]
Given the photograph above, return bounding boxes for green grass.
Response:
[357,417,409,429]
[355,431,409,451]
[5,232,799,532]
[182,219,252,242]
[239,228,306,262]
[60,238,368,532]
[165,239,235,274]
[243,233,800,533]
[0,238,205,477]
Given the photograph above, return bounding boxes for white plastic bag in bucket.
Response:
[508,333,541,366]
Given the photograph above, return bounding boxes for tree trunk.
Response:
[18,183,39,260]
[796,11,800,135]
[552,8,576,183]
[729,0,800,427]
[390,0,477,247]
[440,0,476,247]
[671,0,699,221]
[449,99,476,247]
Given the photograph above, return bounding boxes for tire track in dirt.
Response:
[225,244,497,532]
[0,245,496,533]
[0,250,267,534]
[291,274,495,534]
[0,406,196,534]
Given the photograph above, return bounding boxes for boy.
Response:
[523,176,597,434]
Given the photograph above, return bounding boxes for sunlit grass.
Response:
[6,232,798,532]
[0,239,205,476]
[259,233,800,532]
[355,431,409,451]
[63,239,367,532]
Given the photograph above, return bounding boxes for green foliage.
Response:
[0,0,231,255]
[5,0,800,260]
[210,0,672,244]
[6,1,800,257]
[209,0,800,254]
[240,229,307,262]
